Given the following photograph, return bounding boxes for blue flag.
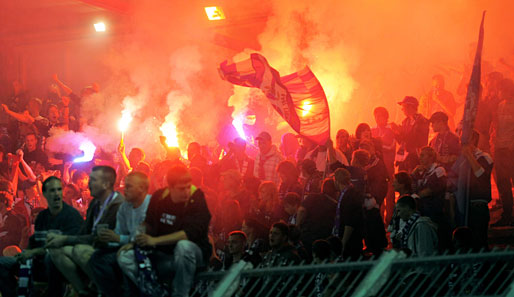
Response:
[455,11,485,226]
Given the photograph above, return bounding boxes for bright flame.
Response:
[118,111,133,133]
[232,116,246,139]
[245,115,256,126]
[301,100,312,116]
[159,121,179,147]
[204,6,225,20]
[94,22,106,32]
[73,141,96,163]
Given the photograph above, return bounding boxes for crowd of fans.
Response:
[0,71,513,297]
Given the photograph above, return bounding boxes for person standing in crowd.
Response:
[298,178,338,254]
[333,168,364,260]
[395,195,438,257]
[429,112,460,173]
[475,72,504,152]
[389,172,416,248]
[220,137,255,178]
[306,139,349,174]
[52,74,99,130]
[491,78,514,226]
[296,136,316,164]
[254,132,284,185]
[420,75,457,130]
[299,159,322,199]
[277,160,303,200]
[282,192,302,225]
[22,132,49,171]
[393,96,430,172]
[117,165,211,297]
[187,142,208,173]
[359,139,389,207]
[412,147,447,220]
[250,181,287,228]
[459,131,493,249]
[412,147,451,251]
[45,166,123,296]
[280,133,300,163]
[0,180,24,254]
[88,172,151,297]
[346,149,370,194]
[372,107,396,174]
[335,129,354,171]
[372,107,396,223]
[353,123,383,158]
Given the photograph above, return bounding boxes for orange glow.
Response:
[94,22,106,32]
[159,121,179,147]
[301,100,312,116]
[204,6,225,20]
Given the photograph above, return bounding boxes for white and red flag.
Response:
[219,53,330,145]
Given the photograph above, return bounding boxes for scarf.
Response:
[400,212,421,249]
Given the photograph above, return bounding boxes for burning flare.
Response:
[301,100,313,116]
[232,115,246,139]
[159,121,179,147]
[118,111,133,133]
[73,140,96,163]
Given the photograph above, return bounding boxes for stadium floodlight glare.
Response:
[94,22,106,32]
[204,6,225,20]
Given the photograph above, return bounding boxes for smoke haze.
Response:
[28,0,514,158]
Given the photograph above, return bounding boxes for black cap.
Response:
[429,111,448,123]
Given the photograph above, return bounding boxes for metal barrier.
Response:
[190,248,514,297]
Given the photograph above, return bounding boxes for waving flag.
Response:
[219,53,330,145]
[455,11,485,226]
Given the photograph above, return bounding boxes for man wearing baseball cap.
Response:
[254,132,284,185]
[429,111,460,173]
[392,96,429,172]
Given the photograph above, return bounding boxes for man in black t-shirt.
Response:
[118,165,211,297]
[22,133,49,171]
[0,177,83,297]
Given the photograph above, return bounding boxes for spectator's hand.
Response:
[1,104,9,113]
[117,243,134,257]
[16,149,24,159]
[15,250,34,264]
[52,73,59,82]
[390,122,399,133]
[45,234,67,248]
[61,96,70,107]
[461,144,473,158]
[98,229,120,243]
[159,136,167,147]
[412,165,424,175]
[118,141,125,154]
[135,234,156,247]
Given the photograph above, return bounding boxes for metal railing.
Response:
[191,248,514,297]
